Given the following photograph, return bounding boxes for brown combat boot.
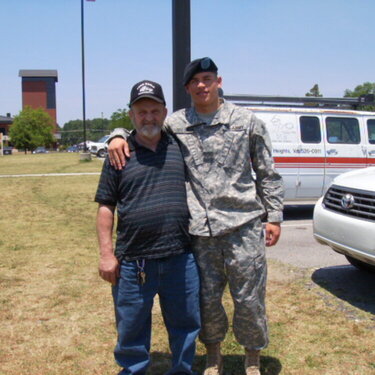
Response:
[245,348,261,375]
[203,342,223,375]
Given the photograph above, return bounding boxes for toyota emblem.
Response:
[341,193,355,210]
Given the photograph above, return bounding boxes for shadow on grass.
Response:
[149,352,282,375]
[312,265,375,315]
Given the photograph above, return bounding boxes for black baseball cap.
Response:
[183,57,218,85]
[129,80,166,107]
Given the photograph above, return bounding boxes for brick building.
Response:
[0,113,13,136]
[18,70,58,130]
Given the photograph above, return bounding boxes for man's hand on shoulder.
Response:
[265,222,281,247]
[108,137,130,170]
[99,253,120,285]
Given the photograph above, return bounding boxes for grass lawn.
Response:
[0,153,374,374]
[0,152,102,175]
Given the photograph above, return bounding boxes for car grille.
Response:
[323,185,375,222]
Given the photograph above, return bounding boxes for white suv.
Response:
[89,135,109,158]
[313,167,375,272]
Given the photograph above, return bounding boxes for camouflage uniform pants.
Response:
[192,218,268,350]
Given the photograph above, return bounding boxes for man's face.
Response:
[129,98,167,140]
[185,72,222,109]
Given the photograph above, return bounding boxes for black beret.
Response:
[183,57,218,85]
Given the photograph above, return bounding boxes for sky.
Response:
[1,0,374,127]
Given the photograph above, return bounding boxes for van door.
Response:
[366,118,375,166]
[254,111,300,200]
[323,115,366,191]
[295,115,325,198]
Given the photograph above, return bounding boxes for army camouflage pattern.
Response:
[110,100,284,237]
[164,100,284,236]
[193,219,268,349]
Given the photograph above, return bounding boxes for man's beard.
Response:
[138,124,162,139]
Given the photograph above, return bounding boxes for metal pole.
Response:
[81,0,87,152]
[172,0,191,111]
[0,132,3,156]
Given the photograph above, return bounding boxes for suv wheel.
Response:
[345,255,375,273]
[97,149,106,158]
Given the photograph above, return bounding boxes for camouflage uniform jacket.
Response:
[110,100,284,237]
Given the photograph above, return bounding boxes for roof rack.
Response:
[223,94,375,109]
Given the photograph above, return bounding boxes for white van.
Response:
[226,95,375,202]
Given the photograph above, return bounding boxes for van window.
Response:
[368,119,375,144]
[300,116,321,143]
[326,117,360,144]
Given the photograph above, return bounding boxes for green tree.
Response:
[305,84,323,97]
[60,120,84,146]
[60,109,132,146]
[9,106,55,153]
[109,108,133,131]
[344,82,375,111]
[60,118,111,146]
[88,118,111,140]
[344,82,375,97]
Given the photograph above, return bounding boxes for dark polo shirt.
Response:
[95,131,191,261]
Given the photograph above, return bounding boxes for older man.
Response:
[95,80,200,375]
[108,59,284,375]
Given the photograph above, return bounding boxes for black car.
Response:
[2,147,13,155]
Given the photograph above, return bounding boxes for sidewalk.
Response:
[0,172,100,178]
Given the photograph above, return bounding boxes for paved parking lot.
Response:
[267,204,375,318]
[267,204,345,269]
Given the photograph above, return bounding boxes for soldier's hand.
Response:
[265,222,281,246]
[108,137,130,170]
[99,254,120,285]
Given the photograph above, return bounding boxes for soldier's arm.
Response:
[163,117,174,135]
[265,222,281,247]
[249,116,284,232]
[106,128,130,170]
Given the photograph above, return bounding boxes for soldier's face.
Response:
[185,72,222,111]
[129,98,167,140]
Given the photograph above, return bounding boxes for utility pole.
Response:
[80,0,91,159]
[172,0,191,111]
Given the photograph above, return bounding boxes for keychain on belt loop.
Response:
[136,259,146,285]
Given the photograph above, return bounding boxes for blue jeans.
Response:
[112,252,201,375]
